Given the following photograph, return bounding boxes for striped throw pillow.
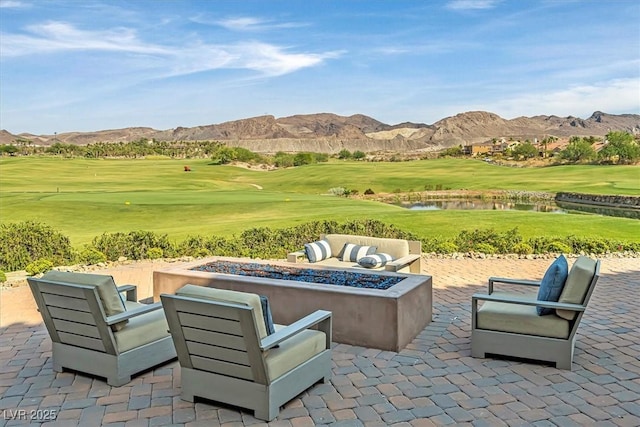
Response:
[340,243,377,262]
[358,253,394,269]
[304,239,332,263]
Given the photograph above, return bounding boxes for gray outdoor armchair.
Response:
[161,285,332,421]
[28,271,176,386]
[471,256,600,370]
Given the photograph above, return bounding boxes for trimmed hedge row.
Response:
[1,220,638,275]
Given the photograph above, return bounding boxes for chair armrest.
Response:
[385,254,421,272]
[287,250,306,263]
[488,277,540,293]
[472,292,586,311]
[106,302,163,325]
[117,284,138,302]
[260,310,332,351]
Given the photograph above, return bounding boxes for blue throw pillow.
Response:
[304,239,332,263]
[536,255,569,315]
[358,253,394,269]
[259,295,276,336]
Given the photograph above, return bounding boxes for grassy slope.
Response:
[1,157,638,246]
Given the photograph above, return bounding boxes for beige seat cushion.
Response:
[42,271,128,330]
[175,284,267,339]
[312,256,411,273]
[324,234,410,259]
[264,324,326,382]
[114,301,170,353]
[477,292,570,339]
[312,257,369,269]
[556,256,597,320]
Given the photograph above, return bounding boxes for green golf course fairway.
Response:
[1,157,638,246]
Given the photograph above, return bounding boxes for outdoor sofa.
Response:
[287,233,422,273]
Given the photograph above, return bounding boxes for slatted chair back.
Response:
[28,278,118,355]
[161,294,269,384]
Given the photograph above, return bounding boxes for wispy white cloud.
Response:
[190,15,308,31]
[491,78,640,118]
[217,16,263,30]
[373,39,478,56]
[166,41,342,77]
[446,0,501,11]
[1,21,169,56]
[0,0,28,8]
[0,21,340,78]
[231,42,341,75]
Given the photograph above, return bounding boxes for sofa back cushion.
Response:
[556,256,597,320]
[42,270,125,316]
[40,270,129,331]
[324,234,409,259]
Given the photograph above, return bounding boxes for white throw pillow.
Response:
[340,243,377,262]
[304,239,332,262]
[358,253,394,268]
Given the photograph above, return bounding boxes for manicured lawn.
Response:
[1,157,638,246]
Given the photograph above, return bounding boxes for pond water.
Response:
[401,199,566,213]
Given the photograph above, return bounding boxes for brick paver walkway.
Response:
[1,257,638,426]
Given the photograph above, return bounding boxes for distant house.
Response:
[463,139,508,156]
[542,141,565,156]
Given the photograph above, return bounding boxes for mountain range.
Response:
[2,111,639,154]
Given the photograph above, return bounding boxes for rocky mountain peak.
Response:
[2,111,638,154]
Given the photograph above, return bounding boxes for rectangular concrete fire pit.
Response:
[153,257,432,351]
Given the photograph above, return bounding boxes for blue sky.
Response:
[1,0,639,135]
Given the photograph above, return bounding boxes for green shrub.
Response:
[91,230,176,261]
[527,235,639,254]
[193,248,211,257]
[547,241,572,254]
[352,150,366,160]
[433,241,458,254]
[0,221,74,271]
[513,242,534,255]
[338,149,352,159]
[293,152,314,166]
[77,247,107,265]
[619,241,640,252]
[455,228,522,253]
[177,235,243,258]
[0,270,6,283]
[25,258,54,275]
[474,243,497,254]
[147,247,164,259]
[565,236,611,254]
[439,146,464,157]
[527,237,553,254]
[274,152,295,168]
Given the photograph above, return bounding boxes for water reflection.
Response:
[403,199,566,213]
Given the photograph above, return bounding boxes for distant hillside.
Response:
[2,111,639,154]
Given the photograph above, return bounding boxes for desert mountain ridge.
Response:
[3,111,639,154]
